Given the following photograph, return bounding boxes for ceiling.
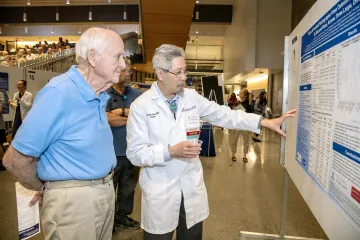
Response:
[0,0,233,6]
[0,24,138,38]
[225,69,270,85]
[0,0,138,6]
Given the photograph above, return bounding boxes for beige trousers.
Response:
[41,178,115,240]
[229,129,250,156]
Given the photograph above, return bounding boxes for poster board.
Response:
[201,76,225,105]
[0,66,59,122]
[285,0,360,239]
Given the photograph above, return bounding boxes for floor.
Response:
[0,128,328,240]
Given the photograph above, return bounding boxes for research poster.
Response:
[295,0,360,233]
[15,182,41,240]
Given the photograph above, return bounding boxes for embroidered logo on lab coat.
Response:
[182,105,196,112]
[146,112,159,118]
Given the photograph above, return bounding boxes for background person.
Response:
[107,58,141,231]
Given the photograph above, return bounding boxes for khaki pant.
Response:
[229,129,250,155]
[41,176,115,240]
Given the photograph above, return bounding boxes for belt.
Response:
[44,171,114,190]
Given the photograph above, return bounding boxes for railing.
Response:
[21,49,76,73]
[185,59,224,72]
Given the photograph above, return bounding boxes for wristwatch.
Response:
[39,184,46,195]
[121,107,125,116]
[258,116,264,129]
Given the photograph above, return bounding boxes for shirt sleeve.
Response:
[126,103,167,167]
[163,145,172,162]
[11,87,67,158]
[196,90,261,134]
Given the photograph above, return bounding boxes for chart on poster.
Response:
[295,0,360,233]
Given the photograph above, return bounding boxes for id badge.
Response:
[186,114,200,143]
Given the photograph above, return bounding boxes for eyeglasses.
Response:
[159,68,189,79]
[121,69,133,75]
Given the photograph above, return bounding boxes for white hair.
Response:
[152,44,185,70]
[75,27,112,64]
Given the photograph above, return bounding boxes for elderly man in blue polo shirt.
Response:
[107,58,141,230]
[3,27,126,240]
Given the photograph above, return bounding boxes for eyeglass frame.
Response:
[158,68,189,79]
[121,69,133,75]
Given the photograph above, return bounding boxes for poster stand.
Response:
[239,37,323,240]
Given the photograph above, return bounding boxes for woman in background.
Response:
[229,88,253,162]
[227,93,238,109]
[9,80,32,139]
[253,90,267,142]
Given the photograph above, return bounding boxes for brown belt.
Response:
[44,171,114,189]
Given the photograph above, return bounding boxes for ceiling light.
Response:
[108,0,112,2]
[66,0,70,4]
[25,26,28,34]
[196,1,199,3]
[196,30,199,34]
[56,6,59,21]
[78,27,82,34]
[23,11,27,22]
[27,0,31,5]
[196,10,199,20]
[123,5,127,20]
[89,6,92,20]
[51,27,54,34]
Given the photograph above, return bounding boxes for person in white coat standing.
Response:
[126,44,296,240]
[9,80,32,139]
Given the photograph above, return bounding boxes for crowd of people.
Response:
[0,37,73,67]
[0,28,295,240]
[227,89,272,162]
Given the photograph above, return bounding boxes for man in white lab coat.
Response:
[126,44,296,240]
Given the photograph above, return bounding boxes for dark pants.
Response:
[12,117,22,140]
[113,156,140,223]
[144,195,203,240]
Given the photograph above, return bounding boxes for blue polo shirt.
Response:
[106,86,141,156]
[12,65,116,181]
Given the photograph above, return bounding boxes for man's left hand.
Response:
[260,109,297,137]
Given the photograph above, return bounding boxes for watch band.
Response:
[258,116,264,129]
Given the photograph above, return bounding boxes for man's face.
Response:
[27,49,31,55]
[119,64,132,86]
[17,81,25,92]
[160,57,187,94]
[38,47,43,54]
[93,33,126,91]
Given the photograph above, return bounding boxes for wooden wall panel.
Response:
[141,0,196,62]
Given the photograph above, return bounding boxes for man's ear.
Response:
[155,68,164,82]
[87,49,96,68]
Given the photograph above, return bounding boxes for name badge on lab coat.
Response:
[186,114,200,143]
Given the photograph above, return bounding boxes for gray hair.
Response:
[152,44,185,70]
[125,58,131,66]
[75,27,112,64]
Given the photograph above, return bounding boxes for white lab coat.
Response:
[11,91,33,121]
[126,83,261,234]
